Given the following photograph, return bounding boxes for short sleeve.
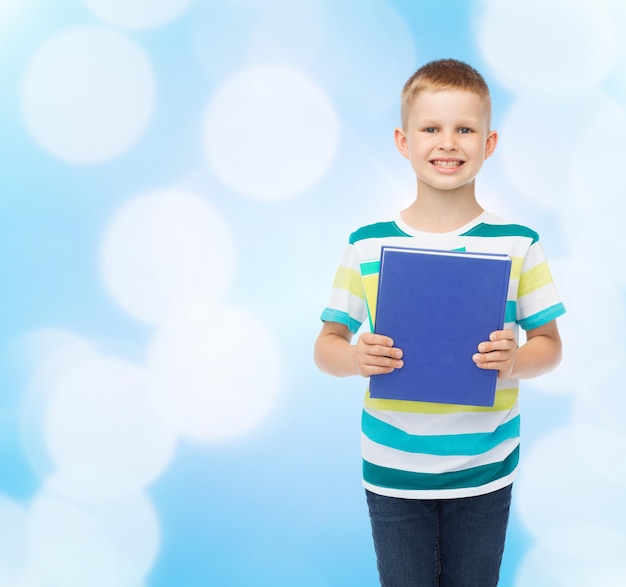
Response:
[320,244,368,334]
[516,241,566,330]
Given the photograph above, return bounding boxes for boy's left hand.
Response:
[472,329,517,379]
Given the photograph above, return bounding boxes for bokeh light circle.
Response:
[192,0,324,83]
[476,0,616,93]
[570,363,626,488]
[18,330,100,480]
[516,524,626,587]
[28,495,119,587]
[82,0,194,29]
[79,491,160,585]
[315,0,416,120]
[516,428,626,539]
[570,100,626,213]
[101,189,235,325]
[147,302,281,442]
[528,256,626,395]
[44,356,177,497]
[0,497,29,584]
[203,64,339,200]
[21,26,154,163]
[498,90,617,211]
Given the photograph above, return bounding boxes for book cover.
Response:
[369,246,512,406]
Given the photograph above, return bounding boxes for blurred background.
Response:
[1,0,626,585]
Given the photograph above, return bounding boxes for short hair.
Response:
[400,59,492,129]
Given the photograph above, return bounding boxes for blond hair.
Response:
[400,59,492,129]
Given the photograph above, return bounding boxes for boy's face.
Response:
[395,90,497,194]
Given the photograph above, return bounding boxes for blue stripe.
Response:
[460,223,539,244]
[504,301,516,324]
[349,221,411,244]
[362,411,520,456]
[363,445,519,491]
[518,302,566,330]
[320,308,362,333]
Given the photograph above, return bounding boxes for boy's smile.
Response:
[430,158,465,172]
[394,90,497,196]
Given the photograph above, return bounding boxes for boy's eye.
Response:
[423,127,438,133]
[458,127,473,134]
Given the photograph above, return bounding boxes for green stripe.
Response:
[320,308,362,333]
[518,303,566,330]
[505,301,516,324]
[362,411,520,456]
[460,223,539,244]
[349,221,411,244]
[363,446,519,491]
[360,260,380,276]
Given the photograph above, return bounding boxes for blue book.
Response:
[369,246,511,406]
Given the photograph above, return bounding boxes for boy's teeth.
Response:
[433,160,461,167]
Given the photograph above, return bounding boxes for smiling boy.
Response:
[314,59,565,586]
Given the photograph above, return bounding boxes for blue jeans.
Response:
[366,485,512,587]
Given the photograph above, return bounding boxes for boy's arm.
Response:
[472,320,562,380]
[314,322,404,378]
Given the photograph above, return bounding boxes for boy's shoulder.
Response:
[348,216,410,245]
[464,211,540,244]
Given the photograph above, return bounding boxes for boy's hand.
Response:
[355,332,404,377]
[472,329,517,379]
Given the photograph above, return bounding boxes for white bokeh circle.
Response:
[82,0,194,29]
[516,524,626,587]
[570,362,626,488]
[0,497,29,584]
[203,64,339,201]
[18,330,100,480]
[28,495,119,587]
[192,0,324,83]
[101,189,235,325]
[516,428,626,539]
[476,0,616,94]
[0,0,33,30]
[570,100,626,213]
[147,302,281,442]
[26,489,159,586]
[528,256,626,395]
[44,356,177,498]
[79,491,160,585]
[315,0,416,120]
[498,90,618,211]
[21,26,154,163]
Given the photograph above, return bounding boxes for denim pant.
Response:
[365,484,512,587]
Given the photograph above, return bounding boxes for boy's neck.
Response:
[400,183,484,233]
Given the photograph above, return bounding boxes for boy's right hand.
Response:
[355,333,404,377]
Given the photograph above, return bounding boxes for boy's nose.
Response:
[439,133,458,151]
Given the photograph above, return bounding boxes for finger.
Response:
[478,339,515,353]
[473,357,504,371]
[489,329,515,342]
[361,332,396,348]
[373,346,403,359]
[366,361,404,376]
[362,352,404,369]
[359,340,403,359]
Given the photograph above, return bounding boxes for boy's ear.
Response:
[394,127,409,159]
[484,129,498,160]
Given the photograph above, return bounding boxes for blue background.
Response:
[2,1,626,585]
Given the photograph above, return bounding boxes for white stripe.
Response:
[363,471,517,500]
[523,241,550,271]
[361,434,520,475]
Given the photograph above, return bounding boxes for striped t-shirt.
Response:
[321,210,565,499]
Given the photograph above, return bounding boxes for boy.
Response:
[314,59,564,586]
